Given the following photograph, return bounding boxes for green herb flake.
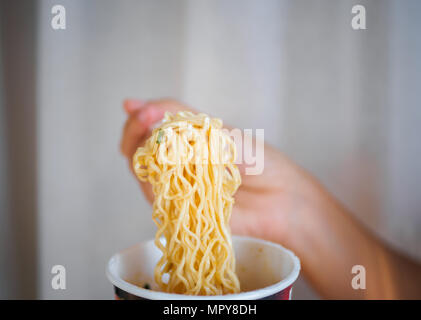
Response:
[143,283,151,290]
[156,129,164,144]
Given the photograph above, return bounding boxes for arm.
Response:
[280,170,421,299]
[120,98,421,299]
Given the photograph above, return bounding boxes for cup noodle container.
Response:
[106,235,300,300]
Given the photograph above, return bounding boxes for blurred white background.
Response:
[0,0,420,299]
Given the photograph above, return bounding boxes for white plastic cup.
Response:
[106,235,300,300]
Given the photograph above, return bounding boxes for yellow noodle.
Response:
[133,111,241,295]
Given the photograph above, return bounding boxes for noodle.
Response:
[133,111,241,295]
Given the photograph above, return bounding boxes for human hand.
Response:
[120,98,324,247]
[121,98,421,299]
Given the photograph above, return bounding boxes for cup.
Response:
[106,235,300,300]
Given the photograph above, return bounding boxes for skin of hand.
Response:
[120,98,421,299]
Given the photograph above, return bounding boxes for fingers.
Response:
[121,98,192,204]
[123,99,145,115]
[144,98,195,115]
[120,112,148,158]
[121,99,165,159]
[121,98,249,175]
[120,98,191,159]
[121,99,147,158]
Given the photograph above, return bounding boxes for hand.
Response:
[120,98,421,299]
[120,98,323,247]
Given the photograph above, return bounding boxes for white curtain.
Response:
[35,0,421,299]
